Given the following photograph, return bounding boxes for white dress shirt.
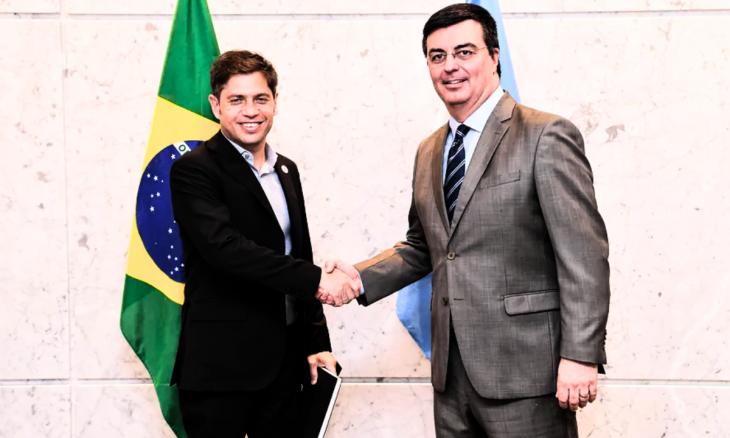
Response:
[225,136,292,255]
[442,86,504,183]
[224,134,297,324]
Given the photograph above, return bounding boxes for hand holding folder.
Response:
[302,364,343,438]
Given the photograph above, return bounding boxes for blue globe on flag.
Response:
[135,140,204,283]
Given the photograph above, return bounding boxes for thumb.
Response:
[324,260,336,274]
[335,261,358,279]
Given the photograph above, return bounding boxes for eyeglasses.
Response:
[428,47,489,65]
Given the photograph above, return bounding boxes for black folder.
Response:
[302,364,343,438]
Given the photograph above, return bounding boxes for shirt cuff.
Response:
[356,270,365,295]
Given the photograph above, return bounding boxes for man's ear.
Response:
[273,92,279,115]
[208,94,221,120]
[491,47,500,73]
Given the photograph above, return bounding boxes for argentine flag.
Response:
[395,0,520,360]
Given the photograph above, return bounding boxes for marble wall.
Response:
[1,1,728,437]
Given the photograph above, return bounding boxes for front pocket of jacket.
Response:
[478,170,521,189]
[503,290,559,316]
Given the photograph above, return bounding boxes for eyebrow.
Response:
[227,93,270,100]
[428,42,478,56]
[454,43,478,51]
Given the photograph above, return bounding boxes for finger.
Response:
[556,384,569,410]
[350,279,361,297]
[589,384,598,403]
[578,389,589,408]
[325,360,337,375]
[344,285,357,303]
[569,387,580,412]
[332,292,343,307]
[309,361,318,385]
[315,290,330,304]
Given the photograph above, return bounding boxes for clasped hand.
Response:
[315,259,361,307]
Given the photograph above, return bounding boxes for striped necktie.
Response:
[444,124,470,225]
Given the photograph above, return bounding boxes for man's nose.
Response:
[241,102,259,117]
[443,54,459,73]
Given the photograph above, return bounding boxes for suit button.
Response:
[442,297,449,306]
[447,252,456,260]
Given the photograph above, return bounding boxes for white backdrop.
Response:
[1,1,729,437]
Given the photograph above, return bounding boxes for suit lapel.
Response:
[275,161,303,258]
[207,130,278,223]
[430,124,451,235]
[448,93,516,238]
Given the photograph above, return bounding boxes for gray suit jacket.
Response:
[355,92,610,399]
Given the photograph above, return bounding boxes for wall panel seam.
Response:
[3,10,730,21]
[59,0,74,437]
[2,378,730,387]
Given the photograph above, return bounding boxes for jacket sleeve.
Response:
[169,154,321,299]
[534,117,611,365]
[354,146,433,306]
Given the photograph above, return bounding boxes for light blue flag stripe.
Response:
[467,0,521,103]
[395,0,520,361]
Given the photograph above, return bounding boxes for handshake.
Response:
[315,259,361,307]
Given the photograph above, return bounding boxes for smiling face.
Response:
[208,72,277,151]
[426,19,500,122]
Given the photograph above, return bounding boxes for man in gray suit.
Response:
[322,3,610,437]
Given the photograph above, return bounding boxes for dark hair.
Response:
[209,50,278,98]
[422,3,501,77]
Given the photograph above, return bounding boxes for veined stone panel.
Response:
[501,0,730,12]
[62,0,730,15]
[578,385,730,437]
[506,15,730,380]
[0,0,59,13]
[64,20,171,379]
[0,20,69,380]
[328,384,435,437]
[332,385,730,438]
[64,0,454,15]
[0,386,70,438]
[73,385,177,438]
[60,383,730,438]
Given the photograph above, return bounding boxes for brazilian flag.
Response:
[120,0,220,436]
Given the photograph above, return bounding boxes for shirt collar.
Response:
[222,131,278,175]
[448,86,505,135]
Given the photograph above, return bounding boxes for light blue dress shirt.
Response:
[224,134,297,324]
[442,87,504,183]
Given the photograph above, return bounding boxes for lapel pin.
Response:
[281,165,289,174]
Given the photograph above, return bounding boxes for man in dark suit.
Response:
[169,50,359,438]
[326,4,610,437]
